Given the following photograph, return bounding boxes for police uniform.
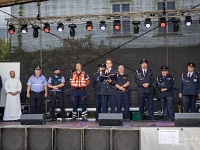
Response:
[48,67,65,122]
[116,73,131,121]
[134,59,155,121]
[69,70,90,121]
[100,68,117,113]
[92,63,106,121]
[156,66,174,121]
[179,62,200,113]
[27,66,47,114]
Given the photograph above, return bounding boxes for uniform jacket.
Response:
[92,72,103,95]
[179,71,200,96]
[156,74,174,98]
[134,68,155,94]
[99,68,117,95]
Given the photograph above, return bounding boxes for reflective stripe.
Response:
[32,84,43,86]
[82,110,87,114]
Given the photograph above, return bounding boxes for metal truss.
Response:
[0,0,47,7]
[5,8,200,25]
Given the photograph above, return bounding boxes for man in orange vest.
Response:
[69,63,90,121]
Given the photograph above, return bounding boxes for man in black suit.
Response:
[100,58,117,113]
[134,59,155,121]
[92,63,106,121]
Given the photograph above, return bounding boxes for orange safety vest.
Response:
[70,71,89,88]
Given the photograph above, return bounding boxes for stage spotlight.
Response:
[132,21,140,34]
[32,25,40,38]
[8,25,15,35]
[100,21,106,30]
[57,23,64,32]
[68,24,77,37]
[44,23,50,33]
[21,24,28,34]
[172,18,180,32]
[160,17,166,28]
[113,20,121,30]
[185,16,192,27]
[86,21,93,31]
[144,18,152,28]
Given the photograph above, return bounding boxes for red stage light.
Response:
[86,26,92,31]
[44,23,50,33]
[114,25,120,30]
[160,22,166,28]
[86,21,93,31]
[8,25,15,34]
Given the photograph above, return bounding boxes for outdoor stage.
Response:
[1,120,200,150]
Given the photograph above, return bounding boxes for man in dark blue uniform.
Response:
[179,62,200,113]
[156,66,174,121]
[92,63,106,121]
[134,59,155,121]
[48,67,65,122]
[100,58,117,113]
[115,65,131,122]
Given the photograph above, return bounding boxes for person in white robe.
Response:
[3,70,22,121]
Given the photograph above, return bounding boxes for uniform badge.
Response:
[167,78,171,80]
[194,79,197,82]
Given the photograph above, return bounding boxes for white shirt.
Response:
[142,69,147,76]
[187,72,193,77]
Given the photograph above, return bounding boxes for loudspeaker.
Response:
[1,127,25,150]
[28,127,52,150]
[84,127,110,150]
[55,127,82,150]
[99,113,123,126]
[113,128,139,150]
[175,113,200,127]
[20,114,46,125]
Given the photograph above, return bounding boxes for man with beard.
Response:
[48,67,65,122]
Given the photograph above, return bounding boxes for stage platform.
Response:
[0,120,200,150]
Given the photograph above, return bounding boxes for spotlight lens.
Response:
[186,22,192,27]
[145,24,151,28]
[58,28,63,32]
[161,22,166,28]
[87,26,92,31]
[9,30,14,34]
[44,28,49,33]
[100,26,106,30]
[114,25,120,30]
[22,30,27,34]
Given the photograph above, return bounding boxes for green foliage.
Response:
[0,38,10,61]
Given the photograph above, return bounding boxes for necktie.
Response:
[143,70,146,77]
[189,73,191,78]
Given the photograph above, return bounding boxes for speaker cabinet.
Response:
[20,114,46,125]
[1,127,25,150]
[99,113,123,126]
[112,127,139,150]
[28,127,52,150]
[175,113,200,127]
[55,127,82,150]
[84,127,111,150]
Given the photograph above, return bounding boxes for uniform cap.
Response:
[54,67,60,71]
[160,66,169,71]
[140,59,148,64]
[98,63,106,68]
[187,62,195,67]
[34,65,41,70]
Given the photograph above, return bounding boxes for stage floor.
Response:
[0,119,175,127]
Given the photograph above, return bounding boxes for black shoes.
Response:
[163,118,168,121]
[139,118,144,122]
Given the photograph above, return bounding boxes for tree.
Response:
[0,38,10,61]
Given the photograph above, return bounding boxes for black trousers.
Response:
[30,91,44,114]
[50,92,65,118]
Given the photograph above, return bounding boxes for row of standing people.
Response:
[2,59,200,122]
